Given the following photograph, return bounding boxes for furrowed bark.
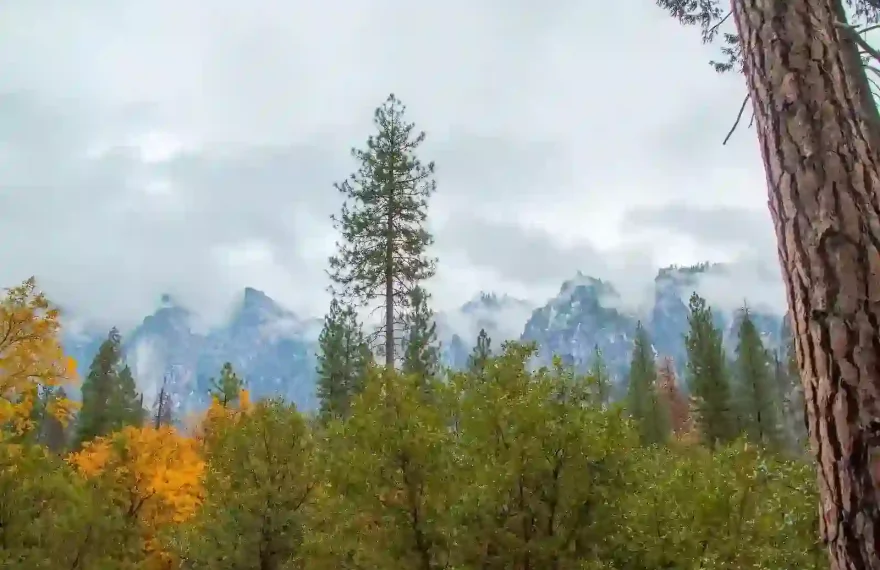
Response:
[731,0,880,567]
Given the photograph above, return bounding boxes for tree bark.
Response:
[731,0,880,568]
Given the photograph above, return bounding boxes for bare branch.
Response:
[723,94,751,145]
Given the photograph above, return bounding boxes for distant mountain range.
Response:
[61,263,787,415]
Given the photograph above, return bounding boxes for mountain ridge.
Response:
[61,263,787,414]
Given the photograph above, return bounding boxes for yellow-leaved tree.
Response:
[0,276,79,439]
[67,425,205,569]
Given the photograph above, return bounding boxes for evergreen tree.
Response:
[467,328,492,375]
[401,286,440,380]
[208,362,245,408]
[684,293,735,449]
[588,344,611,407]
[774,322,808,454]
[28,385,69,452]
[328,94,437,367]
[316,297,372,420]
[625,322,668,445]
[733,307,779,447]
[75,327,142,446]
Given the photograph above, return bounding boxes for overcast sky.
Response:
[0,0,785,330]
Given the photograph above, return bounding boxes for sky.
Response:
[0,0,787,332]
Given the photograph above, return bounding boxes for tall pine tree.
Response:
[75,327,143,447]
[684,293,735,449]
[733,306,779,447]
[401,286,439,381]
[467,328,492,375]
[625,322,668,445]
[153,374,174,429]
[316,297,372,420]
[328,94,437,367]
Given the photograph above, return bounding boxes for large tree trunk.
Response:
[731,0,880,568]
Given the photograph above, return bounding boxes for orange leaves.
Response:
[0,277,80,435]
[67,425,205,567]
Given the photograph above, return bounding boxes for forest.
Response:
[6,0,880,569]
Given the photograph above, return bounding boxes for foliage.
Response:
[626,323,669,445]
[328,93,437,366]
[614,441,824,569]
[76,327,144,447]
[311,365,455,570]
[67,425,205,568]
[0,277,79,439]
[587,343,611,407]
[467,328,492,375]
[207,362,245,408]
[316,297,371,421]
[685,292,736,449]
[167,400,316,570]
[656,357,692,439]
[401,286,440,381]
[733,307,780,448]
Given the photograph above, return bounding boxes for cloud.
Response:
[622,203,786,313]
[0,0,784,331]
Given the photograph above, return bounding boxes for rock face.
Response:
[62,264,786,413]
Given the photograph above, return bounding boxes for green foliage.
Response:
[26,385,69,452]
[588,343,611,407]
[626,323,669,445]
[685,293,736,449]
[732,307,780,448]
[0,441,136,570]
[313,365,455,570]
[614,440,824,569]
[208,362,245,408]
[316,297,371,421]
[76,327,144,447]
[328,93,437,366]
[467,328,492,375]
[401,286,440,381]
[168,400,317,570]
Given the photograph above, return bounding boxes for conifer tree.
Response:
[468,328,492,375]
[28,385,69,452]
[75,327,142,446]
[733,307,779,447]
[588,344,611,407]
[208,362,245,408]
[684,293,735,449]
[401,286,440,381]
[625,322,668,445]
[328,94,437,367]
[316,297,372,420]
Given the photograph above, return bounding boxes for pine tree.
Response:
[468,328,492,375]
[316,297,372,420]
[657,1,880,565]
[625,322,668,445]
[328,94,437,367]
[587,344,611,407]
[401,286,440,381]
[28,385,69,452]
[75,327,142,447]
[684,293,735,449]
[733,306,779,447]
[208,362,245,408]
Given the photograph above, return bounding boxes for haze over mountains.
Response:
[61,263,787,414]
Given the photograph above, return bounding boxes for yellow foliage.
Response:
[192,388,253,443]
[67,425,205,567]
[0,277,80,436]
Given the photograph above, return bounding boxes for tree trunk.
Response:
[385,207,395,368]
[731,0,880,568]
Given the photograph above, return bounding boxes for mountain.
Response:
[61,264,786,414]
